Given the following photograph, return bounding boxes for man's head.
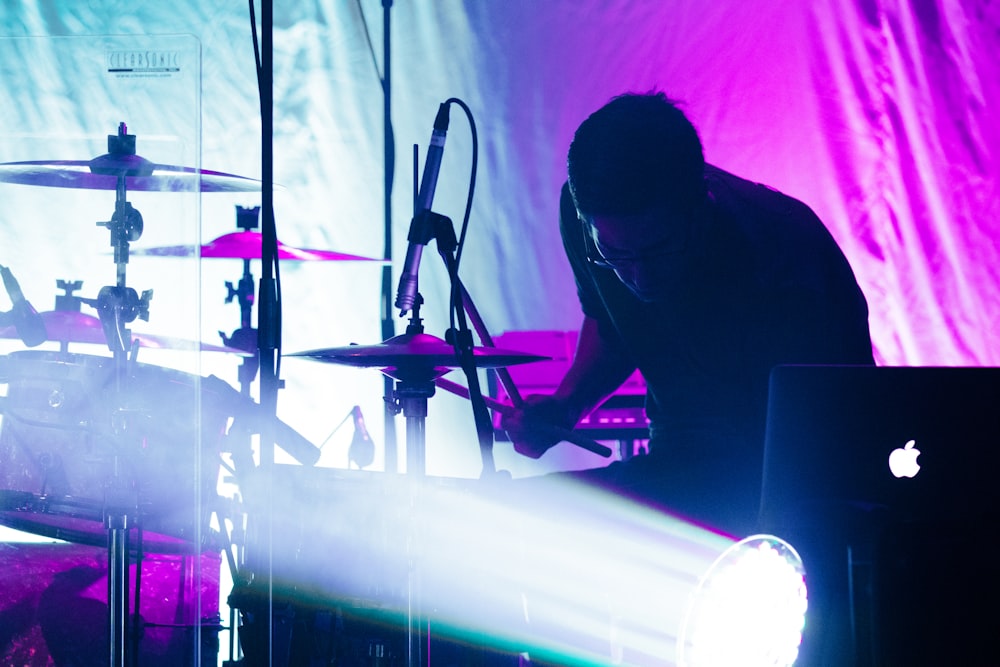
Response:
[567,93,709,303]
[567,92,706,219]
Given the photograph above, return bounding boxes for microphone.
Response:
[0,265,47,347]
[348,405,375,469]
[395,102,451,316]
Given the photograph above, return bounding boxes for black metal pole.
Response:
[258,6,276,456]
[381,0,398,474]
[257,1,279,665]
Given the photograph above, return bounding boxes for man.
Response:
[504,92,874,538]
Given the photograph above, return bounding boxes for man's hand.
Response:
[501,394,580,459]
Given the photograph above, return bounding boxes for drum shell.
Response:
[231,467,517,666]
[238,466,411,603]
[233,468,418,667]
[0,350,237,551]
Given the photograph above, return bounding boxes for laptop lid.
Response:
[758,364,1000,532]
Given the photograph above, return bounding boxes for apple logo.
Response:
[888,439,921,478]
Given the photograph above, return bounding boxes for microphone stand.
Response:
[428,216,497,476]
[414,208,528,476]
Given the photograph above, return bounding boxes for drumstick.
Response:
[433,377,613,458]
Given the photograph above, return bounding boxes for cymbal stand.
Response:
[385,299,438,667]
[90,123,154,667]
[387,299,433,476]
[219,205,261,665]
[220,205,263,397]
[91,124,153,364]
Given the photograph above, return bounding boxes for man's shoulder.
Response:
[704,165,813,220]
[704,165,856,291]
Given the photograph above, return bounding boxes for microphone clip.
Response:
[407,211,456,253]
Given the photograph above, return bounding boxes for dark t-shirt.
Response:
[559,165,874,533]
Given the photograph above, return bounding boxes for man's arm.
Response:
[552,315,638,422]
[503,315,637,458]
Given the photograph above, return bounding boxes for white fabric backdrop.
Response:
[1,0,997,479]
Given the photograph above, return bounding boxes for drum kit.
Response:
[0,123,584,666]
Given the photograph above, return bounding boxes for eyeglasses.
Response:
[581,217,688,270]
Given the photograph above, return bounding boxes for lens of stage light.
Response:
[677,534,807,667]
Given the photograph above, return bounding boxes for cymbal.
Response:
[288,332,547,381]
[0,310,248,354]
[132,231,386,262]
[0,155,262,193]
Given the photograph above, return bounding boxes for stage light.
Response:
[227,465,766,665]
[678,534,807,667]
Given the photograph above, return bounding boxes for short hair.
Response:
[567,92,706,217]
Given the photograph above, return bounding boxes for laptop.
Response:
[757,365,1000,666]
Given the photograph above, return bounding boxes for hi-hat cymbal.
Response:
[288,332,547,382]
[0,155,262,193]
[0,310,248,354]
[132,231,385,262]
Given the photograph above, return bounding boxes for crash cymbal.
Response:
[132,231,385,262]
[0,310,248,354]
[0,156,262,193]
[288,332,547,381]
